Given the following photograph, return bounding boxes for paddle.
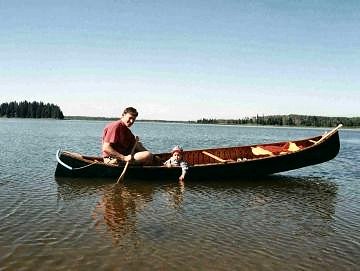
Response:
[116,136,139,183]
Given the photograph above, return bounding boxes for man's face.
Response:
[122,113,137,127]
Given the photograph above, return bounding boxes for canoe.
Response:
[55,124,342,181]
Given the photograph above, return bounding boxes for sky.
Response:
[0,0,359,121]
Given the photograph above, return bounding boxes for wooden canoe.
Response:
[55,124,342,181]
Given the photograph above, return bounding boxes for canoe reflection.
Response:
[55,175,337,244]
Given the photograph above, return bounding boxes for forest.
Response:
[197,114,360,128]
[1,101,358,127]
[0,101,64,119]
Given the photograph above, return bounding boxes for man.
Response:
[102,107,153,165]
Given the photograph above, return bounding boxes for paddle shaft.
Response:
[116,137,138,183]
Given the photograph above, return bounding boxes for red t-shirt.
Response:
[102,120,135,157]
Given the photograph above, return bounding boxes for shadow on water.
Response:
[55,174,338,203]
[55,174,338,244]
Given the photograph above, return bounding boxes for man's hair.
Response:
[122,107,138,117]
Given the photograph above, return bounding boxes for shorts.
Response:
[103,157,120,165]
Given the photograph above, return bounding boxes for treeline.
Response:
[197,114,360,127]
[0,101,64,119]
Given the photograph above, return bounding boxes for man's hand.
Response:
[123,154,134,162]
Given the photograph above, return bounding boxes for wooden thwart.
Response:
[202,151,230,163]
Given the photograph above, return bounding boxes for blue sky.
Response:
[0,0,359,120]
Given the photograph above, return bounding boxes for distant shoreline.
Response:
[63,115,360,128]
[64,116,193,123]
[1,115,358,128]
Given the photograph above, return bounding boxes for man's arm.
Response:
[102,142,132,162]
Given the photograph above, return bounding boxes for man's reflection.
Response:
[92,184,149,244]
[92,181,186,244]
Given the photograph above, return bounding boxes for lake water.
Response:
[0,119,359,270]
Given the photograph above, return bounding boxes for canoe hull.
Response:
[55,128,341,181]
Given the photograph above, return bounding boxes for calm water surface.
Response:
[0,119,359,270]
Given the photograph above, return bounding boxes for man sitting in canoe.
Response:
[102,107,153,165]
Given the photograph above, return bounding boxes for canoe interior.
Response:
[61,134,323,166]
[180,135,322,165]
